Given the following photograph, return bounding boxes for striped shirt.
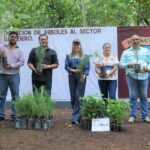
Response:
[120,46,150,80]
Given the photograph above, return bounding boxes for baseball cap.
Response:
[73,39,81,44]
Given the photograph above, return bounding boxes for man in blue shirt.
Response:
[120,34,150,123]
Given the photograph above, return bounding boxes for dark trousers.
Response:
[69,74,86,122]
[32,78,52,96]
[98,80,117,99]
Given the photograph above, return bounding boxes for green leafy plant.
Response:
[77,55,91,72]
[76,55,91,82]
[107,99,130,123]
[33,86,54,119]
[80,94,107,119]
[15,87,54,119]
[15,93,37,118]
[94,51,100,58]
[35,44,46,74]
[80,94,130,131]
[35,45,45,63]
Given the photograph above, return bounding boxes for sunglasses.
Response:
[74,44,80,46]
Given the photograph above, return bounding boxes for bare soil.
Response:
[0,109,150,150]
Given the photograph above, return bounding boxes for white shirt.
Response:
[94,55,119,80]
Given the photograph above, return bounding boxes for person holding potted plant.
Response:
[0,31,25,121]
[65,39,90,124]
[28,34,58,96]
[120,34,150,123]
[94,43,119,101]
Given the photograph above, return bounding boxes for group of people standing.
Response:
[0,32,58,121]
[0,32,150,124]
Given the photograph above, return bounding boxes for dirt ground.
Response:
[0,109,150,150]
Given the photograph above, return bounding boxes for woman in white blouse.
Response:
[94,43,119,100]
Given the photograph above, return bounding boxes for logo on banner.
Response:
[122,36,150,50]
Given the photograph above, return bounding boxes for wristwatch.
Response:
[48,65,51,69]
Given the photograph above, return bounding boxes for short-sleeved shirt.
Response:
[94,55,119,80]
[28,47,58,81]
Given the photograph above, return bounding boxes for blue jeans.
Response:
[98,80,117,99]
[0,73,20,117]
[69,74,86,122]
[126,75,149,119]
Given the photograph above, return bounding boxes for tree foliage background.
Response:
[0,0,149,29]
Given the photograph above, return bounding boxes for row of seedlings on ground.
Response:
[80,94,130,131]
[14,87,54,131]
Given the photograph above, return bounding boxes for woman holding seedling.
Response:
[65,39,90,124]
[94,43,119,100]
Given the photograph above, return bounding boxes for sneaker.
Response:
[143,117,150,123]
[128,117,134,123]
[72,121,79,125]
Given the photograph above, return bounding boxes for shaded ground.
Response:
[0,109,150,150]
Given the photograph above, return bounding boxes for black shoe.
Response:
[0,116,5,121]
[11,115,16,121]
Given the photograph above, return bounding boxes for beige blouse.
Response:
[94,55,119,80]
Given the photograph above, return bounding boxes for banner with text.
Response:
[0,27,117,101]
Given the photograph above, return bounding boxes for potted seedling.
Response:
[15,86,54,131]
[15,93,37,129]
[100,65,107,78]
[25,98,37,130]
[40,99,54,131]
[134,64,141,73]
[41,92,54,131]
[94,51,107,78]
[33,105,42,130]
[35,45,45,74]
[0,51,8,68]
[77,55,91,82]
[14,99,24,129]
[15,94,29,129]
[80,94,107,130]
[32,89,43,130]
[34,87,54,131]
[107,99,130,132]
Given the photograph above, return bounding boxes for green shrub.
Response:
[80,95,130,123]
[15,93,37,117]
[77,55,91,72]
[35,45,45,63]
[107,99,130,123]
[15,87,54,119]
[33,87,54,118]
[80,94,107,119]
